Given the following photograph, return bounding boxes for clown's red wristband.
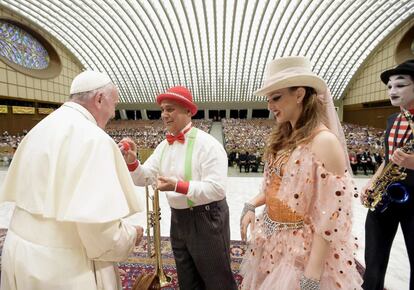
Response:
[127,159,138,172]
[175,181,189,194]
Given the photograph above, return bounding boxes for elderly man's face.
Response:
[160,100,191,135]
[98,85,119,128]
[387,74,414,109]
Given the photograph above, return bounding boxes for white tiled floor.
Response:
[0,170,410,290]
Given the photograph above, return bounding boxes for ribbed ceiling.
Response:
[1,0,414,103]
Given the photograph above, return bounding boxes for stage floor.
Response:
[0,168,409,290]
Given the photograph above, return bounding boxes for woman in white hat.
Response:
[239,56,362,290]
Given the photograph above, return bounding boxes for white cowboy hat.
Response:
[254,56,327,96]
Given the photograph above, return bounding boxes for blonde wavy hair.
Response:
[263,86,327,161]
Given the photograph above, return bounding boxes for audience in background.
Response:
[343,123,385,175]
[1,119,384,175]
[0,130,26,149]
[222,118,272,154]
[0,130,27,166]
[222,119,385,175]
[105,119,212,149]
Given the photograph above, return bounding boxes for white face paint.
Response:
[387,74,414,109]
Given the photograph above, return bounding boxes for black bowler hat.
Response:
[380,59,414,84]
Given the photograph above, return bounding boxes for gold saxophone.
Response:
[132,182,172,290]
[363,108,414,212]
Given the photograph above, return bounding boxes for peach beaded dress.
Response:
[240,142,363,290]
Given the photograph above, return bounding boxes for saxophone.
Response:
[363,108,414,212]
[132,182,172,290]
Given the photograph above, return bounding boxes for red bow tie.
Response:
[166,132,185,145]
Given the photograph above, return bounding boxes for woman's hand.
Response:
[303,234,328,285]
[240,209,255,241]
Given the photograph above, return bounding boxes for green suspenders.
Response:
[160,127,198,207]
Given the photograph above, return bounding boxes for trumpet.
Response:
[132,182,172,290]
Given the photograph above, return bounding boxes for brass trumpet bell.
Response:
[132,183,172,290]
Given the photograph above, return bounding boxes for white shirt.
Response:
[131,123,228,209]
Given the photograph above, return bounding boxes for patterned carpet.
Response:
[119,236,244,290]
[0,229,243,289]
[0,229,367,290]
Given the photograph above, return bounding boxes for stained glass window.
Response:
[0,20,49,69]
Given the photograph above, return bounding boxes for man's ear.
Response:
[94,91,103,107]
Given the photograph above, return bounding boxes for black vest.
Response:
[384,112,414,188]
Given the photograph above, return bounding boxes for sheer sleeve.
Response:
[274,145,358,245]
[308,161,357,244]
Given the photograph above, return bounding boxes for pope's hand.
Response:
[156,176,177,192]
[118,137,137,164]
[135,225,144,246]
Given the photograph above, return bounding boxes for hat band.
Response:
[263,66,315,87]
[165,91,192,102]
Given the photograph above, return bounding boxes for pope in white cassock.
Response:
[0,71,144,290]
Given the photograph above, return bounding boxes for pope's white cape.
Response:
[0,102,143,222]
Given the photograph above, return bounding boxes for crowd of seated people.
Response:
[231,151,263,173]
[343,123,385,175]
[106,119,212,149]
[222,119,272,172]
[0,120,385,176]
[0,130,27,166]
[106,120,165,149]
[222,119,386,175]
[0,130,25,148]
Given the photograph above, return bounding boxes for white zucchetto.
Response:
[70,70,112,94]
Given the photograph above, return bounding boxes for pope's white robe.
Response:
[0,102,143,290]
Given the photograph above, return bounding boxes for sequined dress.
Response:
[240,144,363,290]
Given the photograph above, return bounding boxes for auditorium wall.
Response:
[0,6,84,134]
[342,17,414,128]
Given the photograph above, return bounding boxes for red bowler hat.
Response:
[156,86,198,116]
